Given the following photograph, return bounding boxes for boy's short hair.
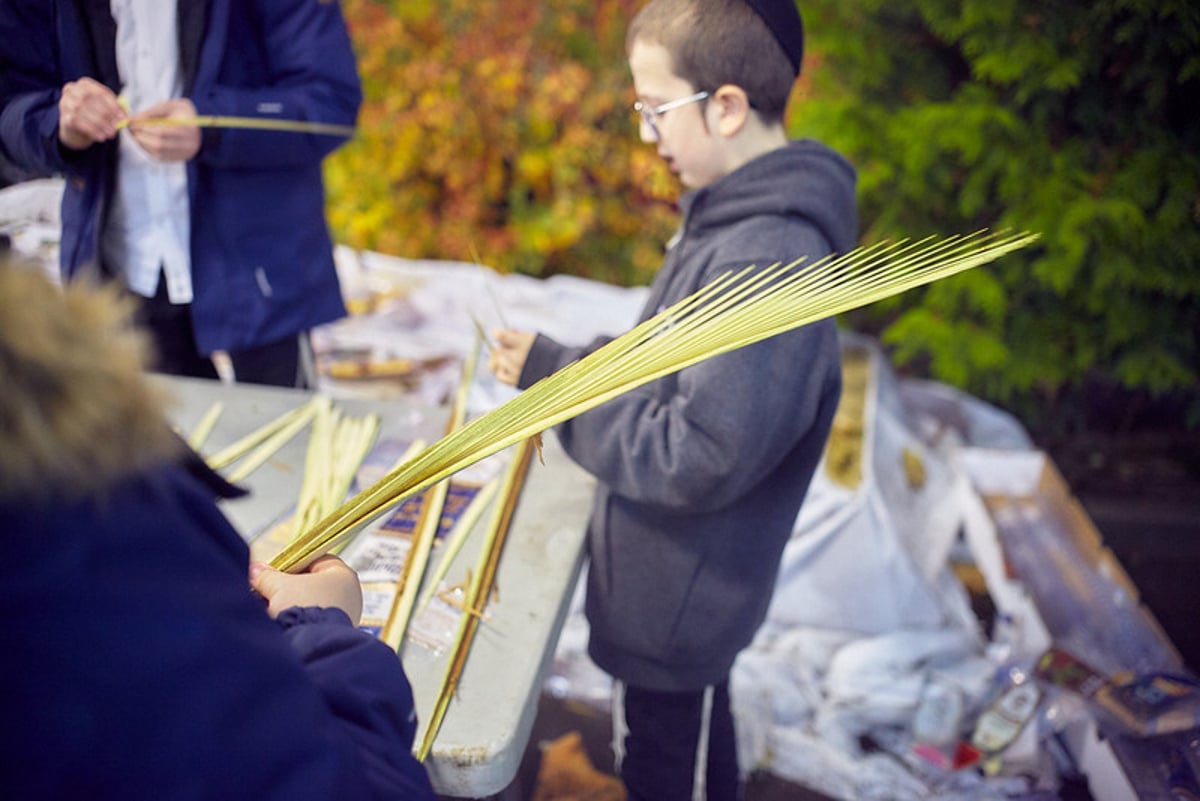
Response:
[627,0,799,123]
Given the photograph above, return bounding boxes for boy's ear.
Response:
[711,84,751,137]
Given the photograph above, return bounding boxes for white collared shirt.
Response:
[103,0,193,303]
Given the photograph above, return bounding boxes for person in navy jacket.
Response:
[0,0,361,387]
[0,258,435,800]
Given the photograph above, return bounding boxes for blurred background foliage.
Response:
[795,0,1200,431]
[326,0,676,286]
[328,0,1200,432]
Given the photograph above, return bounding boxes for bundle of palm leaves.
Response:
[270,229,1038,573]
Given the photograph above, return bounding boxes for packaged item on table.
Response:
[1035,647,1200,737]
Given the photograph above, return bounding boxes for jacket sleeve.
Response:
[192,0,362,170]
[277,607,437,798]
[186,450,433,797]
[517,331,614,388]
[0,1,79,176]
[530,261,842,512]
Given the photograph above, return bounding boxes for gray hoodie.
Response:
[518,139,858,691]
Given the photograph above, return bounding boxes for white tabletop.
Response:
[162,376,594,798]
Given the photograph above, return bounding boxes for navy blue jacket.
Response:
[0,0,360,354]
[518,140,858,692]
[0,453,435,800]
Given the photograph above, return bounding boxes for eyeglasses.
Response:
[632,91,709,141]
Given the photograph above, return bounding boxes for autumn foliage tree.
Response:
[327,0,677,286]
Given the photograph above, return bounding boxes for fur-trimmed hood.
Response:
[0,259,180,502]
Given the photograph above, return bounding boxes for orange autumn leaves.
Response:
[326,0,678,286]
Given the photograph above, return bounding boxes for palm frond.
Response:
[270,230,1038,573]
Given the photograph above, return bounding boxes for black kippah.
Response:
[743,0,805,76]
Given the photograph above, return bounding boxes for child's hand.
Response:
[128,98,201,162]
[488,328,535,386]
[249,555,364,625]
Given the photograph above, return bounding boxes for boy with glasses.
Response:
[489,1,856,797]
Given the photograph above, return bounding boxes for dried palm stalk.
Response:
[416,478,501,613]
[270,230,1038,573]
[292,397,381,542]
[187,402,223,450]
[379,341,480,650]
[118,116,354,137]
[225,399,321,483]
[415,437,537,761]
[206,398,319,471]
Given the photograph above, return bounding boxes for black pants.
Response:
[615,681,741,801]
[133,276,306,388]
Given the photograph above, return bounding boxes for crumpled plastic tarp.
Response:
[725,334,1049,797]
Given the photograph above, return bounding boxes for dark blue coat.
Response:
[0,454,435,800]
[0,0,360,354]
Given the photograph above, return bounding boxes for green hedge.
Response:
[793,0,1200,430]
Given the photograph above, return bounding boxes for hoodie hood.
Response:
[680,138,858,256]
[0,261,181,502]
